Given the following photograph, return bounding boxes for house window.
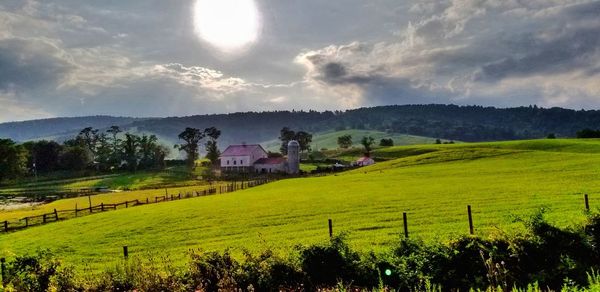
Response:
[240,160,243,165]
[227,160,230,165]
[234,160,237,165]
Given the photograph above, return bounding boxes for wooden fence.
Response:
[2,178,273,233]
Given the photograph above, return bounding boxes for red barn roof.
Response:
[220,144,266,157]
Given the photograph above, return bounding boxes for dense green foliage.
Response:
[576,129,600,138]
[337,134,353,149]
[379,138,394,147]
[0,139,27,182]
[3,214,600,291]
[0,127,172,184]
[278,127,313,154]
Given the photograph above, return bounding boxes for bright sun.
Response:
[193,0,261,53]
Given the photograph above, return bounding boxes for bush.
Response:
[298,235,378,289]
[6,212,600,291]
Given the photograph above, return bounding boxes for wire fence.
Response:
[2,178,274,233]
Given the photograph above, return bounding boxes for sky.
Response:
[0,0,598,122]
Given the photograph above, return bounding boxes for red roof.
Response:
[221,144,266,157]
[254,157,286,165]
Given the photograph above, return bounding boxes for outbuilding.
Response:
[356,156,375,166]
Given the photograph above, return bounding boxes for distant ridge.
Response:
[0,116,147,141]
[2,104,600,144]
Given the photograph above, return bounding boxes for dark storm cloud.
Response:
[0,38,73,90]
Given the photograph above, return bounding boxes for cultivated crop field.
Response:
[2,139,600,270]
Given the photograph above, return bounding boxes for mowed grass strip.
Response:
[2,139,600,270]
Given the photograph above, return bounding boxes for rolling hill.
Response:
[1,139,599,270]
[3,105,600,147]
[261,129,444,152]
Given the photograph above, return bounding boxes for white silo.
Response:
[287,140,300,174]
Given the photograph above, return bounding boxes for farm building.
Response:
[219,141,300,174]
[253,157,286,173]
[356,156,375,166]
[220,144,268,172]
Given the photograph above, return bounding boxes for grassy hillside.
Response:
[262,129,442,151]
[2,139,600,270]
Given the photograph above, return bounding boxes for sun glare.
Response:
[193,0,261,53]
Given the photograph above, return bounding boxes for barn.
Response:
[219,144,268,172]
[219,141,300,174]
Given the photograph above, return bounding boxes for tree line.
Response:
[0,126,170,183]
[0,125,227,184]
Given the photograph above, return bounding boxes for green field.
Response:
[2,139,600,270]
[262,129,443,151]
[0,164,211,195]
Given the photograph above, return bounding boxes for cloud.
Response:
[0,37,74,91]
[0,0,599,122]
[294,0,600,108]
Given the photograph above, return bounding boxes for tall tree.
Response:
[279,127,296,155]
[121,133,140,171]
[59,146,91,171]
[138,134,159,169]
[295,131,313,153]
[204,126,221,165]
[23,140,63,173]
[106,126,122,167]
[175,127,205,168]
[337,134,353,149]
[95,133,112,170]
[0,139,27,183]
[360,136,375,153]
[77,127,100,160]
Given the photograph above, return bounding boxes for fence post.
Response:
[3,221,7,232]
[54,209,58,221]
[468,205,474,235]
[25,217,28,227]
[75,203,78,217]
[101,203,105,212]
[146,198,149,204]
[1,257,5,288]
[403,212,409,239]
[125,201,128,208]
[123,246,129,259]
[43,214,47,223]
[88,195,92,213]
[328,219,333,239]
[585,194,590,211]
[178,193,181,200]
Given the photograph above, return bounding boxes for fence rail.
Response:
[2,178,273,233]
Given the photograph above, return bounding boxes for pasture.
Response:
[2,139,600,271]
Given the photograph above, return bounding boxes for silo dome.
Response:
[287,140,300,174]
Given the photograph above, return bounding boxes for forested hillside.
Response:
[2,105,600,144]
[0,116,144,141]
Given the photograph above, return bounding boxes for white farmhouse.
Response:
[220,144,268,172]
